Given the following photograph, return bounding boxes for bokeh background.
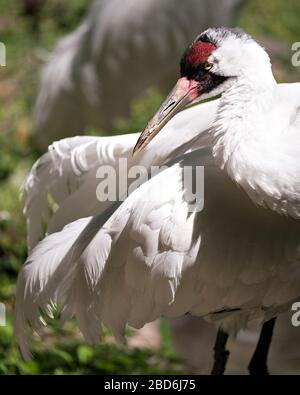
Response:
[0,0,300,374]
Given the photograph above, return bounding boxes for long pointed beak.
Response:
[133,77,200,155]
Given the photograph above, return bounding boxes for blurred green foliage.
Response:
[113,88,164,135]
[0,0,299,375]
[238,0,300,44]
[0,313,181,374]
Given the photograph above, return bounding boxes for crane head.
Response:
[133,27,269,155]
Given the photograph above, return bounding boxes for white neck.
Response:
[212,66,277,171]
[210,67,300,218]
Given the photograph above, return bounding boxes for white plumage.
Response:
[24,100,217,251]
[32,0,242,148]
[16,28,300,368]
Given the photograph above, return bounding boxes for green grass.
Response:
[0,312,183,374]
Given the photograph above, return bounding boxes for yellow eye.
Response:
[204,62,213,71]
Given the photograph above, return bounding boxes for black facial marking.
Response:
[198,72,228,94]
[179,27,246,94]
[198,32,212,44]
[180,56,206,81]
[180,54,228,95]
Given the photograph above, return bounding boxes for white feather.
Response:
[24,100,218,251]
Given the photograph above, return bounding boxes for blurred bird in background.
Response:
[32,0,243,148]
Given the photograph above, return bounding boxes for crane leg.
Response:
[248,317,277,375]
[211,328,230,375]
